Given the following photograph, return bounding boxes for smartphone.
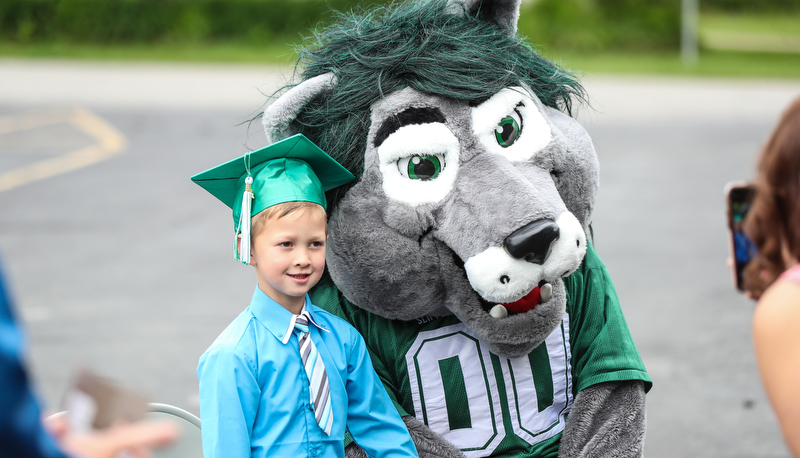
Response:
[725,182,757,292]
[62,368,149,432]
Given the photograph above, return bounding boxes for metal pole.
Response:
[681,0,699,66]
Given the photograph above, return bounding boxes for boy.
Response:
[192,134,418,458]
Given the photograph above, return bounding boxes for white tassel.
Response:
[236,176,254,265]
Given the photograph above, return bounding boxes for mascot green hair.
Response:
[271,0,585,210]
[263,0,652,456]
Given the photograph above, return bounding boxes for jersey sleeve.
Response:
[197,346,260,458]
[366,345,411,417]
[344,330,418,457]
[564,242,652,394]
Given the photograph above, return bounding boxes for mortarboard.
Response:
[191,134,355,264]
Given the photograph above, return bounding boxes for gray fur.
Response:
[262,72,337,144]
[558,381,647,458]
[540,106,599,233]
[346,417,466,458]
[345,442,370,458]
[402,416,467,458]
[327,86,589,357]
[446,0,521,33]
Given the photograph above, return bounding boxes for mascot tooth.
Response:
[262,0,652,455]
[489,304,509,319]
[540,282,553,303]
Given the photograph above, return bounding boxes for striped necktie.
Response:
[294,312,333,435]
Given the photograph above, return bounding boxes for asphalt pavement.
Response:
[1,58,800,457]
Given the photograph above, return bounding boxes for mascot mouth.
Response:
[452,251,554,319]
[483,280,553,319]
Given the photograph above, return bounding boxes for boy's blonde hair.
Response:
[250,201,328,243]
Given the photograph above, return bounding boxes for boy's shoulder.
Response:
[203,307,259,356]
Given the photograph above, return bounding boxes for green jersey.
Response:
[311,243,651,458]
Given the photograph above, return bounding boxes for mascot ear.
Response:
[262,72,337,144]
[446,0,521,34]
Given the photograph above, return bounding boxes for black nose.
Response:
[503,219,560,264]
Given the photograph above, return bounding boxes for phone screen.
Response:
[726,183,757,291]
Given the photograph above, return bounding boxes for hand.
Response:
[46,415,179,458]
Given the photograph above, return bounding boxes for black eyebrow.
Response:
[373,107,447,147]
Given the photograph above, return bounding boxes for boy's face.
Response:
[251,208,327,314]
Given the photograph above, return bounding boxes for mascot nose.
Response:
[503,219,560,264]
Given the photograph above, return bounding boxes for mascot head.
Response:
[262,0,599,358]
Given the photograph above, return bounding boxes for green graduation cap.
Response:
[191,134,355,264]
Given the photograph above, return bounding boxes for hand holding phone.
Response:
[62,369,149,433]
[725,182,757,292]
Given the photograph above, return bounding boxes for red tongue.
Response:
[500,287,541,314]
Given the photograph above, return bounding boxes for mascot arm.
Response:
[345,417,466,458]
[341,365,465,458]
[559,245,651,457]
[401,416,467,458]
[361,342,466,458]
[557,380,647,458]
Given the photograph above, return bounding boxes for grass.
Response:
[553,50,800,79]
[699,10,800,55]
[701,11,800,36]
[3,41,800,80]
[0,41,301,65]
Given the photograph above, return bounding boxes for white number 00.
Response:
[405,320,574,457]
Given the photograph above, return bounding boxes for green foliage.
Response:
[0,0,681,52]
[518,0,680,52]
[702,0,800,13]
[0,0,373,45]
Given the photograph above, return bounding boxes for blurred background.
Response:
[1,0,799,456]
[1,0,799,75]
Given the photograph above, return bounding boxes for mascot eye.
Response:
[495,109,522,147]
[398,154,445,181]
[473,87,551,162]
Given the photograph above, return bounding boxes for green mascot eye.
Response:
[495,114,520,147]
[400,155,444,180]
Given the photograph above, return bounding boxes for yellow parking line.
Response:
[0,107,127,193]
[70,106,127,152]
[0,110,69,136]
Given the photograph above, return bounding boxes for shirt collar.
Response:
[248,286,328,345]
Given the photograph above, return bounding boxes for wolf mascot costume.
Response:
[261,0,652,455]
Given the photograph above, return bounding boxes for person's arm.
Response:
[48,416,176,458]
[753,279,800,457]
[344,332,418,458]
[197,346,260,458]
[0,272,73,458]
[1,258,176,458]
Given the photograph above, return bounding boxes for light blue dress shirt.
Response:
[197,286,418,458]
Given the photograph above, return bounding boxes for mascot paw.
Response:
[558,380,647,458]
[344,442,370,458]
[404,416,467,458]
